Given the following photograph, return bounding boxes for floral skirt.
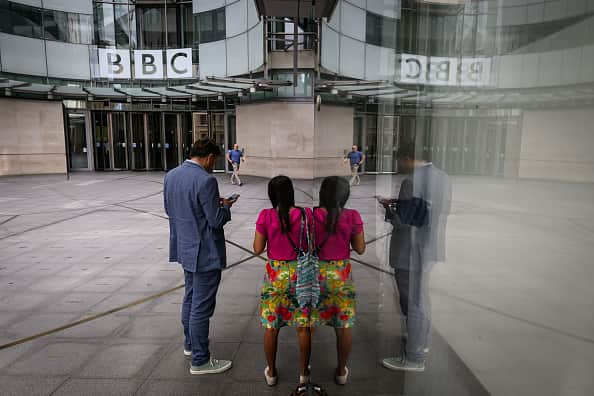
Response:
[260,260,310,328]
[311,260,356,328]
[259,259,356,329]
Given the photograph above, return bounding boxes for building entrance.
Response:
[88,111,230,172]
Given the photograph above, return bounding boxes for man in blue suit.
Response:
[380,143,452,372]
[164,138,236,375]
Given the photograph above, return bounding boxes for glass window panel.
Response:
[9,2,43,39]
[66,13,93,44]
[138,6,164,49]
[181,4,193,48]
[166,6,178,48]
[197,7,225,44]
[0,0,10,35]
[77,14,93,44]
[94,3,115,46]
[366,11,397,49]
[129,4,137,48]
[114,4,132,48]
[44,9,68,41]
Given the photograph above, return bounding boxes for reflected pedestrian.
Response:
[227,143,245,186]
[343,145,365,186]
[253,176,313,386]
[380,143,451,372]
[164,138,237,375]
[311,176,365,385]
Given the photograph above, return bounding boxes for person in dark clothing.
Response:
[380,143,452,372]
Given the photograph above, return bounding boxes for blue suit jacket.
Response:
[164,161,231,273]
[385,163,451,272]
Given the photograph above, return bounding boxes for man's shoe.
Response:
[381,356,425,372]
[239,182,243,186]
[183,348,191,357]
[189,358,232,375]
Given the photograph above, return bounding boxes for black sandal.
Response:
[290,383,328,396]
[290,383,308,396]
[310,383,329,396]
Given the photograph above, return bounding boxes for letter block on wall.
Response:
[134,50,164,79]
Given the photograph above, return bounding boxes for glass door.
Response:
[93,112,111,170]
[129,113,146,170]
[147,112,163,170]
[211,113,226,171]
[364,115,377,172]
[181,112,193,160]
[164,113,179,170]
[67,113,88,169]
[111,112,128,169]
[379,115,398,173]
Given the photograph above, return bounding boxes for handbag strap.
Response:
[312,207,331,255]
[285,207,306,254]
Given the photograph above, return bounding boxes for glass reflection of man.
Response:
[379,143,451,372]
[343,145,365,186]
[227,143,245,186]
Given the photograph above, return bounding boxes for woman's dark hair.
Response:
[189,138,221,158]
[268,175,295,234]
[319,176,350,234]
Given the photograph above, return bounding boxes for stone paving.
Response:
[4,170,578,395]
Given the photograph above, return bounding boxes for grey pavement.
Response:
[0,172,591,395]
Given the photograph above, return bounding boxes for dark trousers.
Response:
[394,270,431,363]
[182,269,222,366]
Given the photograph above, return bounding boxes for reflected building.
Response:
[0,0,591,182]
[1,1,594,395]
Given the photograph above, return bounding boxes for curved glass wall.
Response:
[0,0,92,44]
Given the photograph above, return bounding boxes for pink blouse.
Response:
[313,208,364,261]
[256,207,313,261]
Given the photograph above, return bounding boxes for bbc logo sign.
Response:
[95,48,193,80]
[399,54,491,87]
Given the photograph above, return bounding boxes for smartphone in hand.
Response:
[227,193,240,202]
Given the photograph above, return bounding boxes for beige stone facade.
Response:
[0,98,66,176]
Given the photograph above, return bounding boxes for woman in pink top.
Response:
[253,176,313,386]
[311,176,365,385]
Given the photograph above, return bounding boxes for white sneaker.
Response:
[264,366,277,386]
[189,357,232,375]
[381,356,425,372]
[183,348,191,357]
[335,366,349,385]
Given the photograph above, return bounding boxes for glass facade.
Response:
[196,6,225,44]
[1,1,594,396]
[0,0,92,43]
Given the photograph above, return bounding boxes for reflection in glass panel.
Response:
[130,113,146,170]
[93,112,110,170]
[94,3,115,46]
[181,4,193,48]
[211,113,225,171]
[138,6,164,49]
[181,112,193,160]
[114,4,133,48]
[272,72,313,97]
[67,113,87,169]
[147,112,163,169]
[197,7,225,44]
[9,2,42,39]
[164,114,178,170]
[43,10,68,41]
[112,113,127,169]
[166,6,178,48]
